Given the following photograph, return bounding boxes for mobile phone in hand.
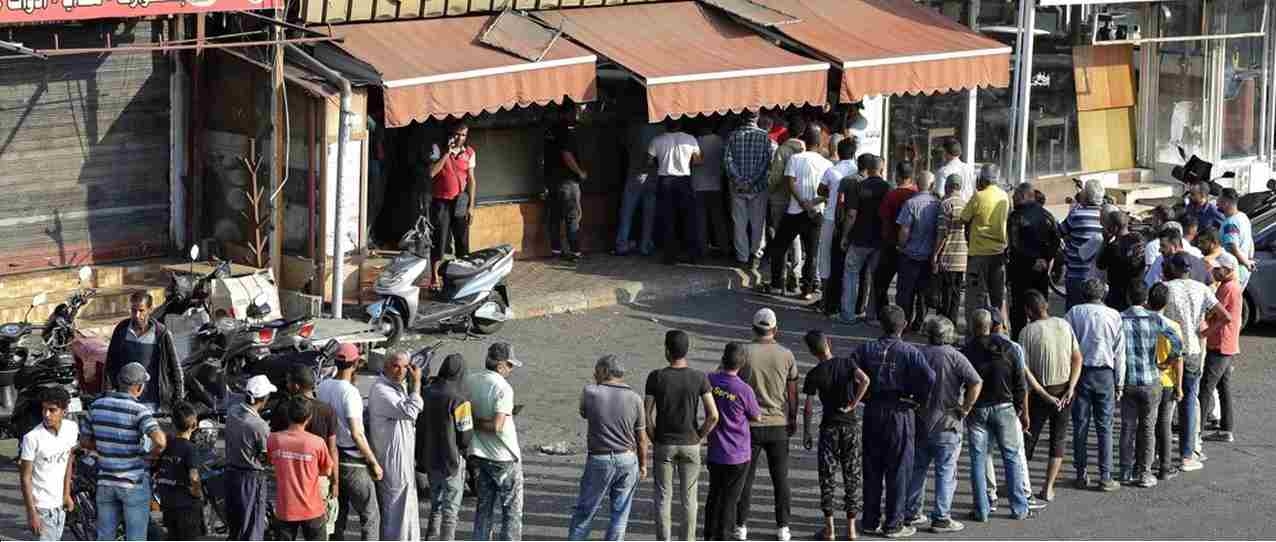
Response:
[512,404,525,416]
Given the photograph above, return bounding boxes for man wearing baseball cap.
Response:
[735,308,800,541]
[1202,252,1242,444]
[224,374,277,541]
[467,342,525,540]
[82,362,167,541]
[317,343,383,540]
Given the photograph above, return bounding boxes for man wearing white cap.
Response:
[736,308,799,541]
[1201,252,1242,445]
[225,374,277,541]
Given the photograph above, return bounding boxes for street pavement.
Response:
[0,289,1274,539]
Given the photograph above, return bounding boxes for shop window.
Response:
[1152,42,1209,165]
[887,92,968,174]
[1221,37,1265,159]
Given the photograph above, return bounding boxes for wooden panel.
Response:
[1073,44,1136,112]
[1078,107,1135,172]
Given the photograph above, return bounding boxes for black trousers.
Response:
[430,197,471,263]
[824,243,847,315]
[1026,383,1070,460]
[1007,259,1050,340]
[704,462,750,540]
[935,270,965,325]
[767,212,819,292]
[658,176,701,262]
[1155,387,1177,475]
[163,506,204,541]
[277,516,328,541]
[872,246,900,316]
[736,425,792,528]
[862,402,913,532]
[547,180,582,253]
[1201,352,1234,432]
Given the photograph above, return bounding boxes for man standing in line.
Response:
[932,175,968,328]
[317,344,383,541]
[1059,180,1107,309]
[767,120,808,290]
[853,305,936,538]
[368,353,424,541]
[649,119,704,265]
[725,110,775,269]
[1118,282,1183,488]
[767,127,830,298]
[105,291,183,413]
[872,162,919,317]
[1098,211,1148,311]
[570,355,648,541]
[1201,253,1242,444]
[270,365,340,539]
[895,171,941,330]
[905,316,981,533]
[1018,290,1082,502]
[803,330,870,540]
[1064,278,1126,491]
[1218,188,1256,288]
[544,104,589,261]
[1161,254,1229,472]
[224,374,275,541]
[269,396,336,541]
[468,343,526,540]
[735,309,800,541]
[1006,182,1060,339]
[1147,283,1186,480]
[960,165,1011,327]
[428,120,477,284]
[693,121,730,257]
[704,343,760,542]
[418,354,473,541]
[646,330,719,542]
[934,139,973,202]
[839,154,891,324]
[1185,181,1226,232]
[1145,226,1214,287]
[20,387,77,542]
[818,137,860,316]
[962,310,1031,522]
[615,121,664,257]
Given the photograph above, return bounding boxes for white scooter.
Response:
[366,216,514,345]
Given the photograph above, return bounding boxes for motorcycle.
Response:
[367,215,514,345]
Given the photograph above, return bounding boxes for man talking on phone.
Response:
[429,120,478,286]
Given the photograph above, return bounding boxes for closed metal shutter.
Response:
[0,21,171,275]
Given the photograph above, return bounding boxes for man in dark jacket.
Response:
[1006,182,1060,340]
[105,291,183,411]
[417,354,473,541]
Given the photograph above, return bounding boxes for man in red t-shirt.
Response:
[1202,253,1242,444]
[428,120,478,286]
[871,161,918,317]
[269,396,334,541]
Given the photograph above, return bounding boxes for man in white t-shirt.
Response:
[935,138,974,202]
[467,342,525,540]
[648,119,703,264]
[818,137,859,313]
[766,127,830,299]
[20,387,79,541]
[317,343,384,541]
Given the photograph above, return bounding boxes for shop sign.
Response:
[1,0,278,24]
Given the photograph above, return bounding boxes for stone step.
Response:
[0,266,126,297]
[0,285,167,324]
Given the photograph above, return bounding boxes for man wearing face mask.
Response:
[368,352,424,540]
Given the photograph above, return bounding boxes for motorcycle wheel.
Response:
[378,312,405,347]
[472,291,508,335]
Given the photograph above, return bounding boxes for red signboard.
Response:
[0,0,278,24]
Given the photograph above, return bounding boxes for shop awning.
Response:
[752,0,1012,101]
[330,16,598,127]
[536,2,828,121]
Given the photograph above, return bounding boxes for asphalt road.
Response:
[0,289,1273,539]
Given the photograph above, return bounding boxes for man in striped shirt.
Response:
[1118,282,1183,488]
[1059,180,1109,309]
[81,362,167,541]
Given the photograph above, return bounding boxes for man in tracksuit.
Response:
[851,305,935,538]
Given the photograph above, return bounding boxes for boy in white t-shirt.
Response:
[20,387,79,541]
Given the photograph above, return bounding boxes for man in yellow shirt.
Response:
[1147,282,1185,480]
[959,164,1011,330]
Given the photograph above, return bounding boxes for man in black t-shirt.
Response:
[157,402,204,540]
[802,330,870,540]
[544,105,590,260]
[839,154,892,323]
[269,365,340,537]
[644,330,720,541]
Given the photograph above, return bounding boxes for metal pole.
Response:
[1015,0,1039,184]
[1007,0,1028,178]
[964,0,981,169]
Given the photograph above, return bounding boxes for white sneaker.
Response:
[778,526,791,541]
[1181,458,1204,472]
[732,525,748,541]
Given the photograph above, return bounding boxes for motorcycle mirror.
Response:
[31,292,48,307]
[77,266,92,284]
[1267,179,1275,191]
[189,245,200,262]
[1178,146,1187,160]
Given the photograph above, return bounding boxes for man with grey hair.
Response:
[568,355,648,540]
[1059,180,1108,309]
[933,174,968,327]
[1007,181,1060,338]
[896,172,942,330]
[369,351,424,540]
[961,309,1031,521]
[1064,278,1126,492]
[905,316,982,533]
[468,343,526,540]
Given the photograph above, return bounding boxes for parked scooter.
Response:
[367,216,514,345]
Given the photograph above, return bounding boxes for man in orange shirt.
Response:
[1201,253,1242,444]
[269,396,335,541]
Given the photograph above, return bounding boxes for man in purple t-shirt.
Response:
[803,330,870,540]
[704,343,761,542]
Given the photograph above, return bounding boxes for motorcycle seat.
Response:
[444,246,512,280]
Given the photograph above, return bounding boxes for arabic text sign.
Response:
[1,0,277,24]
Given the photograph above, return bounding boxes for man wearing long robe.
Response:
[367,353,424,541]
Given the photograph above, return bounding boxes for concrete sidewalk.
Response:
[506,254,758,319]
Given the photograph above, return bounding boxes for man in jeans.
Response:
[839,154,890,323]
[21,387,77,542]
[820,138,861,316]
[872,162,919,316]
[724,110,775,268]
[1202,253,1242,444]
[82,362,167,541]
[736,309,800,541]
[905,316,981,533]
[467,343,526,540]
[802,330,870,540]
[645,330,719,542]
[615,121,663,256]
[1018,290,1082,502]
[569,355,648,541]
[1147,283,1186,480]
[962,310,1031,522]
[895,171,941,329]
[1118,282,1183,488]
[960,165,1010,328]
[1064,278,1125,491]
[419,354,473,541]
[544,105,588,260]
[317,344,383,541]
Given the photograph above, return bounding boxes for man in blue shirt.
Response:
[82,362,167,541]
[851,305,935,538]
[1185,182,1226,233]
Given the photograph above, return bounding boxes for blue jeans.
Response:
[36,508,65,541]
[841,246,880,320]
[1179,368,1203,459]
[905,430,962,521]
[568,452,640,541]
[967,404,1029,520]
[615,176,657,255]
[427,461,466,541]
[473,457,524,541]
[96,479,152,541]
[1072,366,1116,480]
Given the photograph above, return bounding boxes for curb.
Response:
[511,266,757,320]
